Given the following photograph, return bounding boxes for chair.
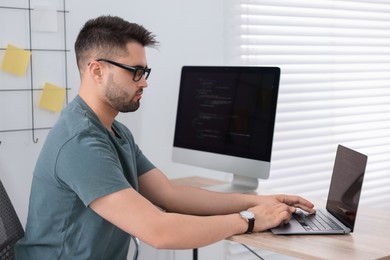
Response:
[130,235,140,260]
[0,180,24,260]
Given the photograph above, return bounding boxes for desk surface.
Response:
[172,176,390,260]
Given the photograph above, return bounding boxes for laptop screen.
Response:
[326,145,368,231]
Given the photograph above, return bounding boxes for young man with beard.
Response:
[16,15,315,259]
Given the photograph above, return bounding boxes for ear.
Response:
[88,61,104,82]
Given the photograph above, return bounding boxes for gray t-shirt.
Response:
[15,95,155,260]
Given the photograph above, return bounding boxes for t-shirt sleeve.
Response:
[55,133,131,207]
[133,143,155,176]
[117,121,155,176]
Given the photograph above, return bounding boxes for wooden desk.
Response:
[172,176,390,260]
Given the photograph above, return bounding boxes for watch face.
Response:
[240,210,255,219]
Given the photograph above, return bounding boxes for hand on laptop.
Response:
[247,194,316,232]
[275,194,316,214]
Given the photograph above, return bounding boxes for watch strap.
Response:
[240,210,255,234]
[246,218,254,233]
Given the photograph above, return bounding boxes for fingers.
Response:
[274,203,295,213]
[297,204,316,214]
[277,195,316,214]
[250,195,316,231]
[249,203,295,231]
[274,203,294,224]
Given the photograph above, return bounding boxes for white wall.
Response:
[0,0,227,259]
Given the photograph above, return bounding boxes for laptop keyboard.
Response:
[293,209,343,231]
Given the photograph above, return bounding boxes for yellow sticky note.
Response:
[39,83,66,112]
[1,44,32,76]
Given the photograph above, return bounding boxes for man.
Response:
[16,15,315,259]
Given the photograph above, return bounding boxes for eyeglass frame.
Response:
[95,58,151,82]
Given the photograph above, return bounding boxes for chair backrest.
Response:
[0,180,24,260]
[130,235,140,260]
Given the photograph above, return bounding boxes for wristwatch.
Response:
[239,210,255,234]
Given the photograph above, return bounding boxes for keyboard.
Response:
[293,209,343,231]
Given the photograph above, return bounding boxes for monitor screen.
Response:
[172,66,280,192]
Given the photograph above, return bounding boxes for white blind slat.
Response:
[224,0,390,211]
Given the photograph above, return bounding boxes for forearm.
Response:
[138,170,261,215]
[148,211,246,249]
[162,184,259,215]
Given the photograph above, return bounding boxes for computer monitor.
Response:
[172,66,280,193]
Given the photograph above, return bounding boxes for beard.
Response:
[105,73,141,113]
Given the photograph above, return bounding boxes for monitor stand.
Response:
[205,175,259,193]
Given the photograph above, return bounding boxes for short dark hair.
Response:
[75,15,158,71]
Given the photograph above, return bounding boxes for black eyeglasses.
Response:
[96,58,151,82]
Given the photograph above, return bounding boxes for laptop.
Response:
[271,144,368,235]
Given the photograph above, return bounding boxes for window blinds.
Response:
[224,0,390,209]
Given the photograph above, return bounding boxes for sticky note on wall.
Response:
[39,83,66,112]
[1,44,32,76]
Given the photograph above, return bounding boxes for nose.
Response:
[138,76,148,88]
